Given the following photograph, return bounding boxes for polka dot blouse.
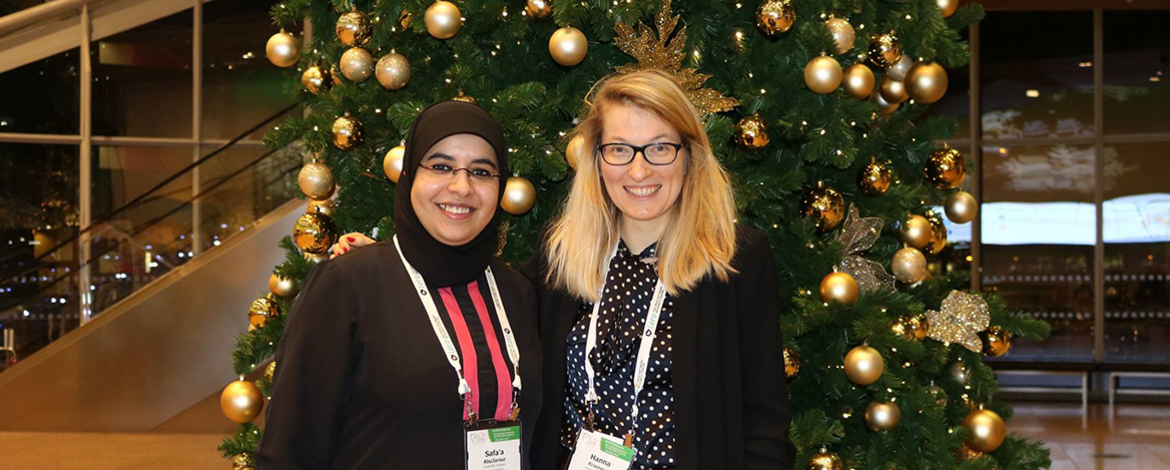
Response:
[562,241,676,469]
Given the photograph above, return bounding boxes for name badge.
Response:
[465,420,523,470]
[566,430,635,470]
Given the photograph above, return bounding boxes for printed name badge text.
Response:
[465,424,522,470]
[566,430,635,470]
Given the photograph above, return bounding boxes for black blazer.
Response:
[522,226,796,470]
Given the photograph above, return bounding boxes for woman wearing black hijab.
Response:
[256,101,543,470]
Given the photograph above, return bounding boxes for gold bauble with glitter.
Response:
[783,346,800,378]
[858,159,892,195]
[868,32,902,68]
[220,380,264,424]
[336,10,372,46]
[525,0,552,19]
[756,0,796,37]
[925,146,967,189]
[383,145,406,183]
[807,451,844,470]
[865,401,901,432]
[937,0,959,18]
[820,271,859,305]
[800,183,845,233]
[232,452,254,470]
[924,210,948,255]
[963,408,1006,453]
[945,191,978,224]
[981,327,1012,357]
[266,31,300,68]
[501,176,536,215]
[842,64,875,99]
[804,55,843,94]
[425,1,463,39]
[375,53,411,90]
[340,47,374,82]
[899,215,933,249]
[294,212,338,254]
[906,62,948,104]
[825,17,855,54]
[734,114,770,150]
[844,345,884,385]
[298,161,335,200]
[549,26,588,66]
[891,247,927,284]
[301,65,332,94]
[879,75,909,104]
[332,115,363,151]
[565,134,589,170]
[891,315,930,341]
[248,295,280,328]
[269,273,299,298]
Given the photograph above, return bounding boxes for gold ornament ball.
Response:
[266,31,300,68]
[383,145,406,183]
[269,273,299,298]
[899,215,933,249]
[501,176,537,215]
[248,295,280,328]
[734,114,770,150]
[825,18,855,55]
[301,65,332,95]
[308,197,335,217]
[963,408,1007,453]
[842,64,875,99]
[865,400,901,432]
[871,88,901,115]
[265,361,277,382]
[232,452,254,470]
[891,314,929,341]
[800,184,846,232]
[336,10,372,46]
[340,47,374,83]
[549,26,589,67]
[891,247,927,284]
[332,115,363,151]
[949,362,971,384]
[868,32,902,68]
[375,53,411,90]
[924,210,948,255]
[804,55,843,94]
[298,161,335,201]
[807,451,844,470]
[981,327,1012,357]
[879,75,909,104]
[783,346,800,378]
[565,134,589,170]
[858,159,892,195]
[925,147,967,189]
[220,380,264,424]
[844,345,885,385]
[957,444,984,461]
[305,251,330,263]
[452,90,478,104]
[906,62,949,104]
[945,191,978,224]
[294,212,338,255]
[886,55,914,81]
[525,0,552,19]
[937,0,959,18]
[820,271,860,305]
[756,0,796,37]
[425,1,463,39]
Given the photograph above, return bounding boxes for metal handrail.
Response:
[0,0,97,37]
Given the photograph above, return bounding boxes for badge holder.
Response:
[464,394,524,470]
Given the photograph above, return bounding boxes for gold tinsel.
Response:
[834,205,895,294]
[925,290,991,352]
[612,0,738,116]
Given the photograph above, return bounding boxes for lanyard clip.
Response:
[464,393,478,426]
[508,388,522,421]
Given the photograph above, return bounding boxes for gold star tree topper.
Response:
[613,0,739,116]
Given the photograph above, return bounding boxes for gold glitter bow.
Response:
[613,0,739,116]
[834,205,895,293]
[925,290,991,352]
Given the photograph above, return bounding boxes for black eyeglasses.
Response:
[418,163,502,184]
[597,142,686,166]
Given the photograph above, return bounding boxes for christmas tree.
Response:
[218,0,1054,468]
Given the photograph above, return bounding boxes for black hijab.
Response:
[393,100,508,287]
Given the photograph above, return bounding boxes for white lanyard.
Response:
[583,241,667,438]
[393,236,522,408]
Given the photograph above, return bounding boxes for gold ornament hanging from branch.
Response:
[804,55,843,94]
[834,204,895,294]
[266,31,300,68]
[549,26,589,66]
[899,215,933,249]
[332,115,363,150]
[301,65,332,94]
[613,0,739,116]
[294,212,338,254]
[980,326,1012,357]
[425,1,462,39]
[221,380,265,424]
[783,346,800,378]
[298,161,335,200]
[383,145,406,183]
[867,32,902,68]
[925,290,991,352]
[820,270,859,305]
[807,450,844,470]
[891,247,927,283]
[248,294,280,328]
[800,182,845,233]
[340,47,374,82]
[865,400,901,432]
[565,134,589,170]
[945,191,978,224]
[824,17,854,54]
[452,90,478,104]
[924,210,948,255]
[336,10,372,46]
[375,53,411,90]
[756,0,796,37]
[925,146,967,189]
[857,159,892,195]
[842,64,875,99]
[906,62,949,104]
[844,344,884,385]
[232,452,254,470]
[525,0,552,19]
[734,114,770,150]
[963,408,1006,453]
[269,273,299,298]
[891,314,930,341]
[501,176,537,215]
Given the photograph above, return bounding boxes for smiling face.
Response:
[409,134,500,246]
[598,103,686,227]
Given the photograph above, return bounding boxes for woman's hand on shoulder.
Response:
[330,232,376,259]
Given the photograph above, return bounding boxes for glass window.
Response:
[1101,141,1170,364]
[980,144,1096,363]
[92,10,194,138]
[197,145,304,252]
[0,49,80,135]
[980,11,1094,141]
[1103,11,1170,135]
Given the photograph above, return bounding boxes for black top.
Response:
[562,241,677,468]
[256,241,543,470]
[523,226,796,470]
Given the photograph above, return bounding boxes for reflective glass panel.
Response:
[1103,11,1170,135]
[0,48,80,135]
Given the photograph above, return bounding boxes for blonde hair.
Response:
[544,69,738,301]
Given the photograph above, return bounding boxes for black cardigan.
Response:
[522,226,796,470]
